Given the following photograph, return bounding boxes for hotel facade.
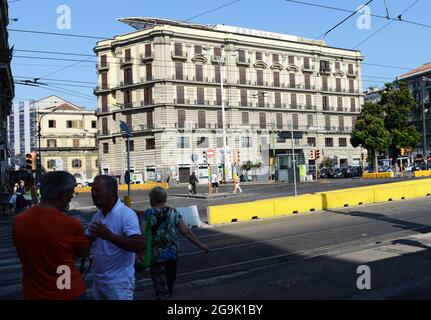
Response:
[94,18,364,183]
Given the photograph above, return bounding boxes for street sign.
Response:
[119,120,132,137]
[277,131,303,139]
[207,149,215,159]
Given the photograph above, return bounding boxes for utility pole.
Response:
[288,121,297,196]
[422,76,431,166]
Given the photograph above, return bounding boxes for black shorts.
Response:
[211,182,219,188]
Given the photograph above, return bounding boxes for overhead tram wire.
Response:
[318,0,374,39]
[353,0,420,49]
[284,0,431,30]
[185,0,242,21]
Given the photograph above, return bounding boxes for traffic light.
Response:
[310,149,316,160]
[237,150,240,164]
[315,149,320,159]
[202,151,207,163]
[400,148,405,156]
[360,152,367,161]
[25,152,37,171]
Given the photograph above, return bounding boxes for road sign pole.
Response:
[127,136,131,198]
[291,128,297,196]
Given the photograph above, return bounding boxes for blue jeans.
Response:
[93,278,135,300]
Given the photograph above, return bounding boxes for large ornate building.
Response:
[94,18,363,183]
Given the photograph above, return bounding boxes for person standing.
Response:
[13,171,90,300]
[188,172,199,195]
[85,175,144,300]
[141,187,209,300]
[210,172,219,193]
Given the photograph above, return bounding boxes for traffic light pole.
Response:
[291,129,297,196]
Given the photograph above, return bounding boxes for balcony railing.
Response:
[96,63,109,71]
[171,51,188,60]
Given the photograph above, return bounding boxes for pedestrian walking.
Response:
[233,175,243,194]
[12,171,90,300]
[188,172,199,195]
[141,187,209,300]
[85,175,144,300]
[210,172,219,193]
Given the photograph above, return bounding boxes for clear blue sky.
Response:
[8,0,431,110]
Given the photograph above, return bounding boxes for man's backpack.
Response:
[15,193,26,208]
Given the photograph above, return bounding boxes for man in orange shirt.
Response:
[13,171,90,300]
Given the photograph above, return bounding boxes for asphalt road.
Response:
[71,176,429,223]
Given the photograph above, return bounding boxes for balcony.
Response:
[347,70,357,77]
[236,58,251,66]
[320,68,331,75]
[171,51,188,61]
[140,53,154,63]
[119,57,133,67]
[96,62,109,72]
[302,65,314,73]
[94,85,111,94]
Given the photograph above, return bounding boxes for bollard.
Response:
[123,195,132,208]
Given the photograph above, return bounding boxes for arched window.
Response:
[71,159,82,168]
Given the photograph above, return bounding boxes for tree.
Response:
[350,101,391,172]
[319,156,334,169]
[380,82,421,165]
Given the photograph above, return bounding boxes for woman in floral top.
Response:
[141,187,209,300]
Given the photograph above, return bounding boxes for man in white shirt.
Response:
[210,173,219,193]
[86,175,144,300]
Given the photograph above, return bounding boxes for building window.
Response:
[255,51,262,61]
[195,64,203,82]
[103,143,109,154]
[194,45,202,55]
[339,116,345,131]
[273,72,280,87]
[216,88,222,106]
[320,60,330,72]
[197,137,209,148]
[147,111,153,129]
[178,109,185,128]
[242,112,249,125]
[336,78,342,92]
[289,73,296,88]
[276,113,283,129]
[217,137,223,148]
[275,92,281,108]
[242,137,252,148]
[272,53,279,63]
[292,114,299,130]
[304,74,311,89]
[288,56,295,65]
[198,110,206,129]
[335,61,340,70]
[124,67,133,85]
[240,89,248,107]
[322,77,328,91]
[325,138,334,147]
[349,79,355,93]
[307,137,316,147]
[146,138,155,150]
[177,137,189,149]
[102,117,108,135]
[48,120,56,128]
[145,43,152,57]
[124,48,131,62]
[197,87,205,105]
[101,95,108,112]
[304,57,310,69]
[177,86,185,104]
[322,96,329,111]
[72,159,82,168]
[73,139,80,147]
[259,112,266,129]
[217,111,222,129]
[306,94,312,109]
[66,120,83,129]
[325,115,331,130]
[339,138,347,147]
[337,97,343,111]
[239,68,246,84]
[352,116,357,128]
[350,98,356,112]
[238,49,246,62]
[214,47,221,58]
[47,139,57,148]
[175,62,183,80]
[291,93,297,109]
[307,114,313,128]
[47,159,56,169]
[215,65,221,83]
[126,114,132,130]
[174,42,183,56]
[348,63,354,74]
[146,64,152,81]
[91,121,97,129]
[144,86,153,105]
[125,140,135,152]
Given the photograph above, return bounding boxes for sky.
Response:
[7,0,431,110]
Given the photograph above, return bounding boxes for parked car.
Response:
[319,168,332,179]
[331,168,344,179]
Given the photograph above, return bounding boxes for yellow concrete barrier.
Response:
[414,170,431,177]
[322,187,375,209]
[206,178,431,225]
[273,194,323,216]
[207,199,275,225]
[75,182,168,193]
[362,172,377,179]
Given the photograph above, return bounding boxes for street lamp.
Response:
[421,76,431,164]
[202,46,236,183]
[37,106,60,184]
